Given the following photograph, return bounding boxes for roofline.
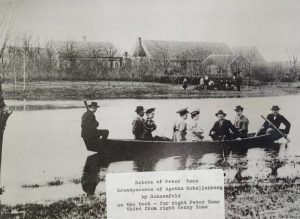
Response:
[141,39,228,45]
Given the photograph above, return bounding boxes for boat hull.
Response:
[86,134,278,153]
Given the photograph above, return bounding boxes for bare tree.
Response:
[175,50,191,76]
[104,42,117,70]
[245,51,256,87]
[62,41,80,79]
[21,34,42,81]
[151,43,170,75]
[271,63,284,83]
[131,55,148,86]
[88,42,104,82]
[44,40,57,85]
[0,0,20,59]
[6,38,23,86]
[190,48,210,76]
[286,47,298,81]
[104,42,118,85]
[0,0,21,194]
[0,0,20,81]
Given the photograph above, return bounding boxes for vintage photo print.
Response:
[0,0,299,218]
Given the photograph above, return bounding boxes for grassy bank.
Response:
[1,180,299,218]
[2,81,300,100]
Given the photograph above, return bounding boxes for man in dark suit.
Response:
[132,106,145,140]
[257,105,291,139]
[233,105,249,138]
[209,110,240,141]
[81,102,109,149]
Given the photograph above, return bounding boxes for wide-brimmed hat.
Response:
[215,110,226,117]
[234,105,244,112]
[145,108,155,114]
[176,107,189,116]
[88,102,100,108]
[135,106,144,113]
[271,105,280,111]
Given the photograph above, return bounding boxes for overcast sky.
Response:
[11,0,300,61]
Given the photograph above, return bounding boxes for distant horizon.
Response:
[9,0,300,62]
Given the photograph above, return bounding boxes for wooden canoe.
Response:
[86,133,280,153]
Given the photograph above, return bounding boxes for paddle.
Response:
[84,100,88,110]
[261,115,291,143]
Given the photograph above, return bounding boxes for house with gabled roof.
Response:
[53,40,124,71]
[202,54,249,77]
[131,37,233,76]
[231,46,266,64]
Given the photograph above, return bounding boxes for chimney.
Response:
[83,36,87,42]
[138,37,142,47]
[124,51,128,58]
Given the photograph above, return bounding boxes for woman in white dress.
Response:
[172,108,189,142]
[186,109,204,141]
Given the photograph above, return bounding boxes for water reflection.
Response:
[226,143,283,182]
[81,142,285,195]
[2,96,300,204]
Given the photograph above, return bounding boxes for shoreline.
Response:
[1,179,299,218]
[2,81,300,101]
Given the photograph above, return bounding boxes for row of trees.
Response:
[1,34,128,83]
[1,36,299,84]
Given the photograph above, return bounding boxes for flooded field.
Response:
[1,95,300,205]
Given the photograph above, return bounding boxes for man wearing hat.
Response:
[81,102,109,149]
[257,105,290,138]
[132,106,145,140]
[209,110,239,140]
[142,108,157,140]
[233,106,249,138]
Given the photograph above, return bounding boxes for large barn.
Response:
[231,46,266,64]
[131,37,233,76]
[202,54,249,77]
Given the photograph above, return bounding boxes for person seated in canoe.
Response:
[81,102,109,149]
[186,108,204,141]
[132,106,145,140]
[142,108,157,140]
[257,105,290,139]
[172,108,189,142]
[209,110,240,141]
[233,105,249,138]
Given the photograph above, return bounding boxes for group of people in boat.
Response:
[81,101,291,147]
[132,105,251,142]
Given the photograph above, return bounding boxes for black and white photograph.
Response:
[0,0,299,218]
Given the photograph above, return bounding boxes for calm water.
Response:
[1,96,300,204]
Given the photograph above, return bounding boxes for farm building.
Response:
[231,46,266,64]
[53,41,123,71]
[1,40,126,81]
[202,55,249,77]
[131,37,233,76]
